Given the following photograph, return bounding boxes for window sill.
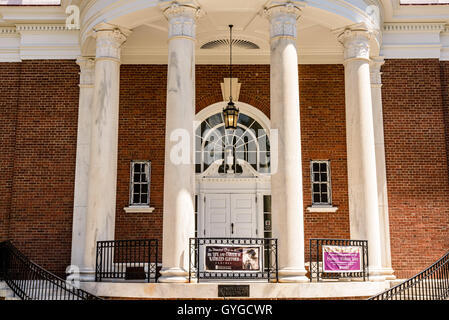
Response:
[123,206,155,213]
[306,206,338,213]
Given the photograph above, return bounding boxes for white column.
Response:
[265,2,308,283]
[70,57,95,270]
[81,24,128,281]
[338,27,385,281]
[370,57,395,280]
[159,2,200,283]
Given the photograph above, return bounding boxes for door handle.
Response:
[231,223,234,235]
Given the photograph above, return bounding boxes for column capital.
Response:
[263,1,305,39]
[370,56,385,86]
[162,1,202,40]
[76,56,95,87]
[93,23,130,61]
[337,24,376,61]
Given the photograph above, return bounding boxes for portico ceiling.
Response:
[80,0,377,64]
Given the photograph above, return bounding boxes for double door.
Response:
[203,193,257,238]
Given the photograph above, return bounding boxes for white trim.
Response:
[123,206,155,213]
[195,101,271,135]
[306,206,339,213]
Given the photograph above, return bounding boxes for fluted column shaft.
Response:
[370,57,395,280]
[71,57,95,270]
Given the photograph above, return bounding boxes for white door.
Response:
[204,194,231,237]
[230,194,257,238]
[204,193,257,238]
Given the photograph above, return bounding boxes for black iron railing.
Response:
[309,238,369,282]
[189,238,278,283]
[95,239,159,283]
[369,250,449,300]
[0,241,100,300]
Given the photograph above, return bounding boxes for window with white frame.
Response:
[129,161,151,206]
[311,160,331,206]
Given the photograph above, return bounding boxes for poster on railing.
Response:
[204,245,261,271]
[322,245,362,273]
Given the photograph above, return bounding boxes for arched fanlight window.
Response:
[195,112,270,174]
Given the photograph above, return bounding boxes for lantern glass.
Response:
[223,101,239,130]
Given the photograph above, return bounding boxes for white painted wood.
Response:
[205,194,231,237]
[230,193,257,238]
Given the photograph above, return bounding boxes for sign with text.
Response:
[204,245,261,271]
[322,245,362,273]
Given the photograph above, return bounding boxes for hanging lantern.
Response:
[223,24,239,130]
[223,100,239,130]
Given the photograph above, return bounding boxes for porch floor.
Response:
[80,280,392,299]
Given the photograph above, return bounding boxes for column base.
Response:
[158,267,189,283]
[278,268,309,283]
[77,267,96,282]
[368,268,387,282]
[380,267,396,280]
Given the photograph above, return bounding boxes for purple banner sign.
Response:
[322,245,362,273]
[205,246,261,271]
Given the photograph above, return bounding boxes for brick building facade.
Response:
[1,0,449,299]
[1,60,448,279]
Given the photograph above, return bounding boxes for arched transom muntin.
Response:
[195,103,271,175]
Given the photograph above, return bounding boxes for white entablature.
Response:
[2,0,449,62]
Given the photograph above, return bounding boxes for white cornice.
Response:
[381,22,449,60]
[0,26,18,35]
[383,22,446,33]
[15,24,73,31]
[0,23,80,61]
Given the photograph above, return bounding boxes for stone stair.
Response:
[0,281,21,300]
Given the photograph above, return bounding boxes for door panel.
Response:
[230,194,257,238]
[205,194,230,237]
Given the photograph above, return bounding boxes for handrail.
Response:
[96,239,160,283]
[0,240,101,300]
[368,250,449,300]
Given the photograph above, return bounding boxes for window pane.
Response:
[313,184,320,192]
[322,194,328,203]
[313,163,320,172]
[134,163,141,172]
[134,184,140,193]
[321,184,327,193]
[314,173,320,182]
[320,163,327,172]
[141,184,148,194]
[134,173,140,183]
[133,194,140,204]
[140,194,147,204]
[321,172,327,181]
[141,173,147,183]
[313,194,321,203]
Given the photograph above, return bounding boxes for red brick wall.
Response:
[382,59,449,278]
[299,65,350,253]
[0,63,21,242]
[115,65,167,255]
[3,60,79,277]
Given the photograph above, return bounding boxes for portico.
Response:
[71,0,394,285]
